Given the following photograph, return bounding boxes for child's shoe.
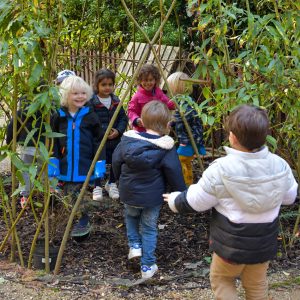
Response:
[128,243,142,260]
[141,264,158,279]
[105,182,119,200]
[93,186,103,201]
[71,215,91,238]
[20,196,28,209]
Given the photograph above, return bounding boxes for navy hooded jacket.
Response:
[112,130,186,207]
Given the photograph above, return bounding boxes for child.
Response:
[164,105,298,299]
[51,76,105,238]
[112,101,186,279]
[6,80,47,208]
[55,69,76,85]
[128,64,175,132]
[167,71,206,186]
[89,68,128,201]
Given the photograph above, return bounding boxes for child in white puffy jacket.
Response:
[164,104,298,300]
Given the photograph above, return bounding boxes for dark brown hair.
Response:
[225,104,269,150]
[141,100,171,135]
[137,64,161,86]
[93,68,115,93]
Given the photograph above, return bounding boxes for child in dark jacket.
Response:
[51,76,105,238]
[167,72,206,186]
[113,100,186,279]
[6,81,47,208]
[89,68,128,201]
[164,105,298,300]
[128,64,175,132]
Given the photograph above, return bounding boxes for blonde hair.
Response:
[141,100,171,135]
[167,72,193,96]
[59,76,92,107]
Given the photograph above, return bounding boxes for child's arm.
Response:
[161,147,186,191]
[157,88,175,110]
[127,94,141,126]
[112,143,123,180]
[282,166,298,205]
[114,106,128,135]
[164,162,219,214]
[92,113,106,160]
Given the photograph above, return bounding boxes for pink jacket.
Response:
[128,86,175,131]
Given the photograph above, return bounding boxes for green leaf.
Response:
[214,87,236,95]
[202,87,211,99]
[24,128,39,146]
[38,141,49,161]
[34,201,43,208]
[219,70,226,88]
[272,20,289,45]
[266,135,277,152]
[28,63,43,87]
[43,131,65,138]
[11,186,27,197]
[201,113,208,124]
[11,154,25,170]
[207,116,215,126]
[27,101,41,115]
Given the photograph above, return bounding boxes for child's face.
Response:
[140,74,156,91]
[98,78,114,98]
[67,88,88,112]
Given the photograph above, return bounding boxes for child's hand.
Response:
[108,128,119,140]
[163,193,171,202]
[136,118,144,127]
[163,192,181,213]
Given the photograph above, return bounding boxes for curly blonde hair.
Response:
[59,76,92,107]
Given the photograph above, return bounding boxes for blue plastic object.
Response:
[94,160,106,178]
[177,144,206,156]
[48,157,60,177]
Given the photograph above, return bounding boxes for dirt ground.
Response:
[0,153,299,299]
[0,260,299,300]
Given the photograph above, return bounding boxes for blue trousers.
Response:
[124,204,161,266]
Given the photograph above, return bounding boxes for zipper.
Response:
[70,109,79,182]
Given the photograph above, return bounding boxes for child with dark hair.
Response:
[89,68,128,201]
[164,104,298,299]
[167,71,206,186]
[128,64,175,132]
[113,100,185,279]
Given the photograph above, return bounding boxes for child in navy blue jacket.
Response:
[112,100,186,279]
[89,68,128,201]
[167,72,206,186]
[51,76,105,238]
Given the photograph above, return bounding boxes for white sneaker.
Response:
[93,186,103,201]
[128,244,142,260]
[105,182,119,200]
[141,264,158,279]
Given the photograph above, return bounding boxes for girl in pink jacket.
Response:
[128,64,175,131]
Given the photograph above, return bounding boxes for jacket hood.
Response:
[218,146,293,213]
[119,130,174,170]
